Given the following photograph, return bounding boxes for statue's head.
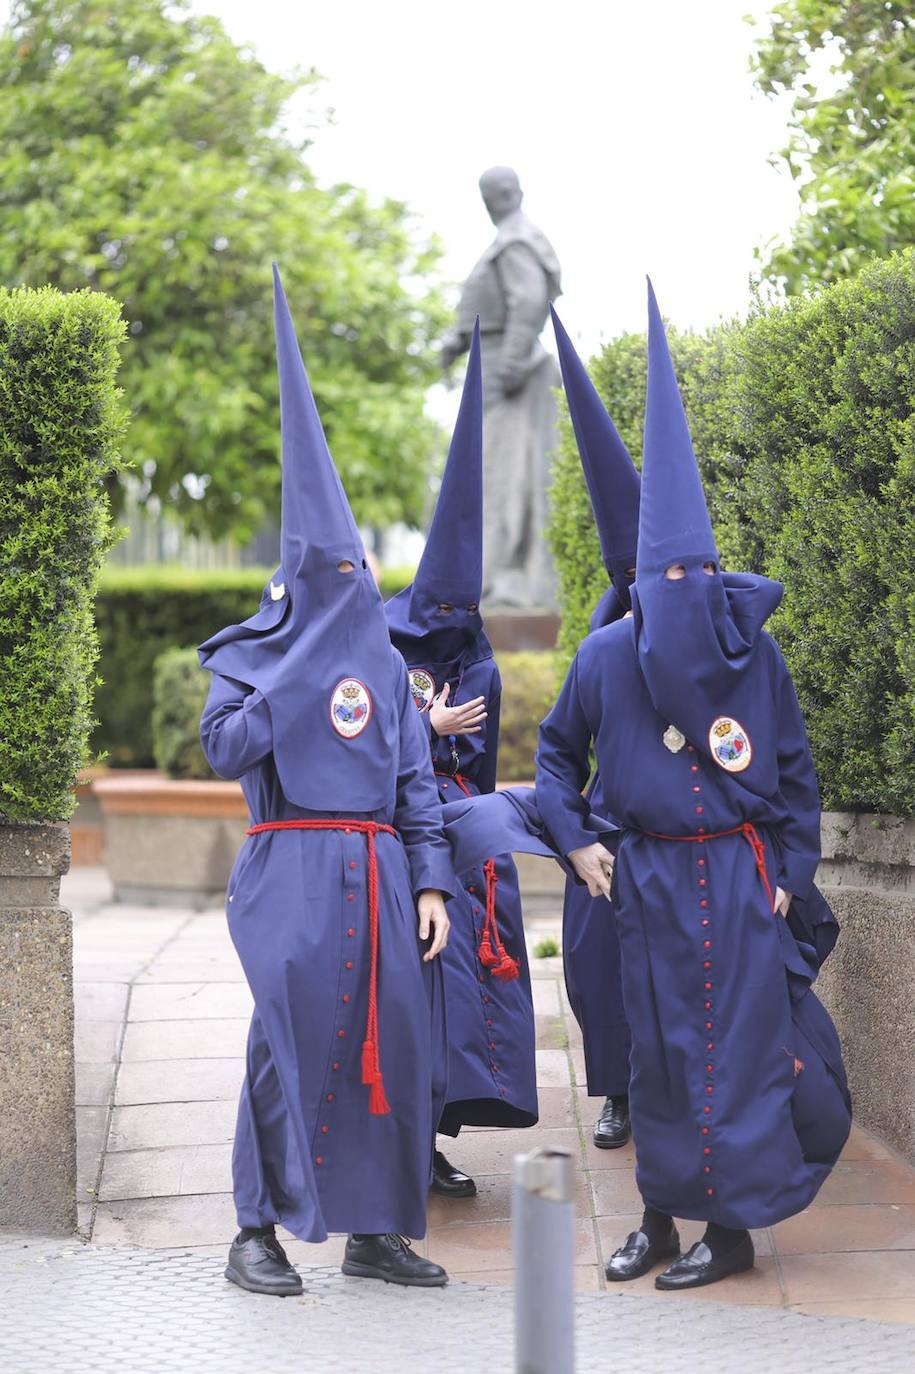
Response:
[479,166,523,224]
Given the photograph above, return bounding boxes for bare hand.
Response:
[774,886,792,917]
[418,890,450,960]
[429,682,487,738]
[569,842,615,900]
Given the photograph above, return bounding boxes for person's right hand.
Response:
[568,842,615,900]
[429,682,487,738]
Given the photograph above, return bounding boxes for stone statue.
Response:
[441,167,562,608]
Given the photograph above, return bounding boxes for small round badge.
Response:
[408,668,436,713]
[330,678,372,739]
[708,716,752,773]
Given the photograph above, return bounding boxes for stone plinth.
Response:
[94,773,248,908]
[817,813,915,1165]
[0,822,75,1232]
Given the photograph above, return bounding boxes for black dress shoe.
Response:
[225,1232,303,1296]
[431,1149,477,1198]
[655,1232,754,1290]
[605,1223,680,1281]
[342,1233,448,1287]
[593,1094,631,1149]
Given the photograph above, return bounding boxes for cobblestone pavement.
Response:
[5,863,912,1371]
[3,1232,915,1374]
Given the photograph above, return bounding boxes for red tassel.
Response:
[478,932,499,967]
[361,1039,374,1086]
[493,951,520,981]
[368,1075,391,1115]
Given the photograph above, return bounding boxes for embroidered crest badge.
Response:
[330,678,372,739]
[708,716,752,773]
[408,668,436,713]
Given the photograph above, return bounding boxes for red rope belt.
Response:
[436,773,519,981]
[637,821,776,912]
[245,818,396,1115]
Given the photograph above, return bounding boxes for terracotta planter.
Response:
[94,771,248,908]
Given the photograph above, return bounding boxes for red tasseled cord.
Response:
[246,817,395,1116]
[482,858,519,982]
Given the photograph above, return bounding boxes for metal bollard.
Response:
[513,1146,575,1374]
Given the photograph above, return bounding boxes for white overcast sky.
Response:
[197,0,801,356]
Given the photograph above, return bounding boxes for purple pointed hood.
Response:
[198,265,398,811]
[551,306,641,612]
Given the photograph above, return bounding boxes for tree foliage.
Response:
[752,1,915,292]
[0,0,447,539]
[549,251,915,815]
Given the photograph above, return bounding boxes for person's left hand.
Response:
[418,890,450,960]
[774,886,792,917]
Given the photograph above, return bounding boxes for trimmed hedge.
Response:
[498,652,558,782]
[549,251,915,815]
[0,286,126,821]
[95,564,414,766]
[152,647,213,780]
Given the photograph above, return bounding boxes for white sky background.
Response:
[197,0,801,358]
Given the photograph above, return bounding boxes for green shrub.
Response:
[534,937,560,959]
[0,285,126,821]
[498,651,558,782]
[548,251,915,815]
[152,647,212,780]
[94,563,413,766]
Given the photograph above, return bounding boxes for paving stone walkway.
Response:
[7,863,910,1371]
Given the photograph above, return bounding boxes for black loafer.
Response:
[342,1233,448,1287]
[605,1224,680,1282]
[431,1149,477,1198]
[593,1094,631,1149]
[655,1233,754,1290]
[225,1232,303,1297]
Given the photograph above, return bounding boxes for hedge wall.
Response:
[0,286,126,821]
[549,251,915,815]
[95,564,413,766]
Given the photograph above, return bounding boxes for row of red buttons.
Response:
[316,863,362,1169]
[687,744,715,1198]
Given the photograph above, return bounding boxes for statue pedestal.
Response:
[485,609,559,654]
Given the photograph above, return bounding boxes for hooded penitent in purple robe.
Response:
[551,306,640,1098]
[198,266,455,1242]
[535,281,850,1228]
[385,322,537,1134]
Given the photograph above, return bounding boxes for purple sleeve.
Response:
[393,657,457,899]
[772,644,822,899]
[534,652,596,856]
[200,673,273,779]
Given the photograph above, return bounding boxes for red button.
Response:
[316,1155,324,1165]
[701,1127,710,1136]
[691,764,699,774]
[707,1188,714,1196]
[486,1019,493,1027]
[704,981,712,990]
[687,745,694,753]
[489,1041,496,1049]
[349,861,357,870]
[483,996,490,1005]
[704,1165,711,1174]
[705,1021,713,1030]
[704,1106,711,1115]
[700,899,709,908]
[347,893,355,902]
[703,1146,711,1155]
[337,1029,345,1038]
[703,940,712,949]
[344,828,351,835]
[701,919,710,927]
[347,928,355,937]
[698,858,706,867]
[342,994,350,1003]
[468,886,476,894]
[706,1064,714,1073]
[707,1041,714,1050]
[699,878,707,887]
[321,1124,329,1134]
[703,961,712,970]
[326,1093,335,1102]
[696,806,704,815]
[332,1062,340,1071]
[692,786,701,794]
[345,961,353,970]
[442,781,448,788]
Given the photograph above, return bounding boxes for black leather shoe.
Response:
[605,1223,680,1281]
[593,1094,631,1149]
[225,1232,303,1296]
[342,1233,448,1287]
[655,1232,754,1290]
[431,1149,477,1198]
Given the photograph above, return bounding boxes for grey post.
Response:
[513,1145,575,1374]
